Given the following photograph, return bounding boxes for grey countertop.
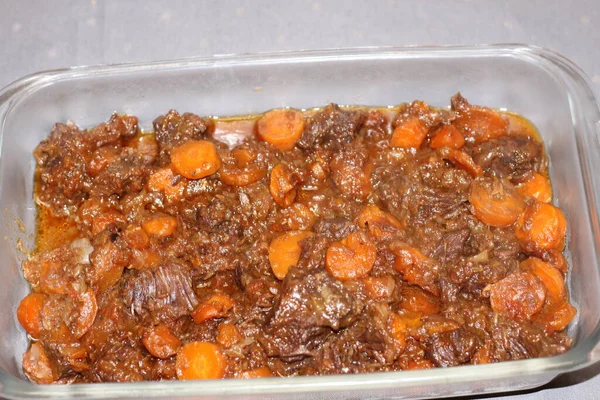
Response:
[1,0,599,399]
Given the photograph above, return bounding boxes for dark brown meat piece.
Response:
[330,145,372,201]
[152,110,210,164]
[121,262,198,324]
[472,135,546,184]
[89,339,153,382]
[297,104,365,151]
[262,270,363,360]
[426,328,480,367]
[34,123,92,214]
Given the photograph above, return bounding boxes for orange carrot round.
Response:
[517,173,552,203]
[175,341,227,380]
[142,324,182,359]
[325,230,377,281]
[488,272,546,321]
[362,276,395,300]
[453,106,508,144]
[142,214,178,238]
[533,301,576,333]
[71,290,98,339]
[219,146,267,186]
[257,109,305,151]
[438,147,483,178]
[22,342,57,384]
[17,293,47,339]
[192,294,235,324]
[470,177,526,228]
[268,231,315,280]
[171,140,221,179]
[147,167,187,201]
[357,205,403,240]
[239,367,273,379]
[520,257,566,305]
[401,285,440,316]
[515,202,567,254]
[387,313,407,354]
[270,163,297,207]
[216,323,242,349]
[430,124,465,149]
[390,116,428,149]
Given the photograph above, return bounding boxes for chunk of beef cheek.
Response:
[122,263,198,323]
[33,123,91,214]
[317,303,400,373]
[471,136,547,184]
[426,328,480,367]
[330,146,372,201]
[487,318,572,362]
[297,104,365,151]
[152,110,210,164]
[262,270,363,360]
[89,150,150,198]
[431,228,470,264]
[87,338,154,382]
[313,218,358,241]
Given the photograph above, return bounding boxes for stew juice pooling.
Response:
[18,94,574,383]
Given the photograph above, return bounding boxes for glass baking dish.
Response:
[0,44,599,399]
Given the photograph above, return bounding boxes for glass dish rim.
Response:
[0,43,599,398]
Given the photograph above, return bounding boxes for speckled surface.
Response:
[1,0,599,399]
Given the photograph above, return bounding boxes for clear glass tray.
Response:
[0,44,599,399]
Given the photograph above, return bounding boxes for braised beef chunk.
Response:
[263,270,363,359]
[122,263,198,324]
[152,110,210,163]
[22,94,574,384]
[472,135,546,183]
[427,328,480,367]
[297,104,365,151]
[34,123,92,214]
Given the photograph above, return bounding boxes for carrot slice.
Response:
[216,323,242,349]
[470,177,526,228]
[142,214,178,238]
[515,202,567,254]
[430,125,465,149]
[488,272,546,321]
[270,163,297,207]
[176,342,227,380]
[142,324,182,359]
[541,249,568,274]
[147,167,186,201]
[325,230,377,281]
[256,109,305,151]
[438,148,483,178]
[71,290,98,339]
[239,367,273,379]
[22,342,57,384]
[362,276,396,300]
[171,140,221,179]
[268,231,315,280]
[390,116,428,149]
[401,285,440,316]
[17,293,47,339]
[387,313,407,354]
[357,205,403,240]
[517,173,552,203]
[391,242,440,296]
[533,301,577,333]
[192,294,235,324]
[219,146,267,186]
[453,106,508,144]
[520,257,566,305]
